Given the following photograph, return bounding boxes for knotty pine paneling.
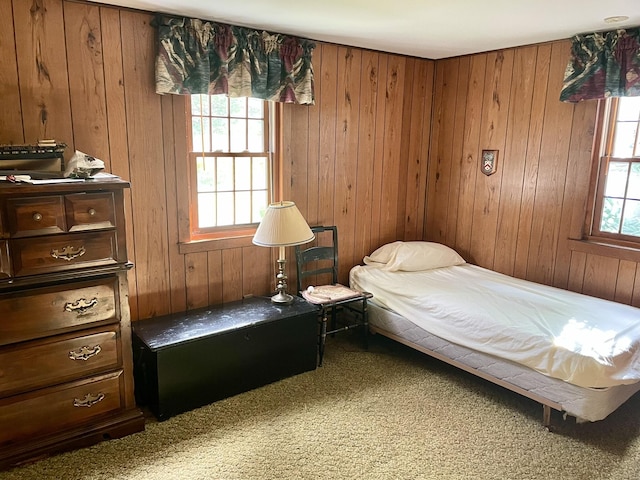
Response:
[426,39,640,304]
[1,0,434,320]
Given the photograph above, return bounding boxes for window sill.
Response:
[178,234,256,254]
[568,237,640,262]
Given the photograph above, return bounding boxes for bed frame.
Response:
[369,325,559,428]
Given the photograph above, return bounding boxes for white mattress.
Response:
[364,299,640,422]
[350,264,640,389]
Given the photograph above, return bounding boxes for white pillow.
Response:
[363,241,465,272]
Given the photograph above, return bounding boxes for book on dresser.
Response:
[0,178,145,469]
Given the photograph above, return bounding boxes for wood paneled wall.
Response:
[0,0,433,320]
[427,40,640,306]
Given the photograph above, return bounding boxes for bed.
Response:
[349,241,640,426]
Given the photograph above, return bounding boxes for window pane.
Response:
[252,190,268,222]
[196,156,216,192]
[191,118,204,152]
[230,97,247,117]
[621,199,640,237]
[248,98,264,118]
[248,119,264,152]
[235,191,251,224]
[253,157,268,190]
[191,95,203,116]
[211,95,227,116]
[612,123,637,158]
[217,157,234,191]
[217,192,234,226]
[628,163,640,200]
[605,162,629,197]
[211,118,228,152]
[600,197,623,233]
[618,97,640,122]
[230,119,247,151]
[197,192,216,228]
[235,157,251,190]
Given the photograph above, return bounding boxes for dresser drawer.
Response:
[6,195,66,237]
[0,278,118,345]
[0,371,124,447]
[65,192,116,232]
[11,231,119,277]
[0,327,120,397]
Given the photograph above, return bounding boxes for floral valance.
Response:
[154,15,316,105]
[560,26,640,103]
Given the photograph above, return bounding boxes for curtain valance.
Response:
[560,26,640,102]
[154,15,316,105]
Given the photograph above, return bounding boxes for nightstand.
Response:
[132,295,318,420]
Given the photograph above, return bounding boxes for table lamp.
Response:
[252,201,315,304]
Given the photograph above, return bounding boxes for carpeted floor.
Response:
[2,333,640,480]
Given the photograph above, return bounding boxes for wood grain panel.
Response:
[513,44,551,279]
[185,251,209,309]
[582,254,619,300]
[353,51,379,263]
[455,54,487,262]
[63,2,109,167]
[334,46,362,279]
[222,248,243,303]
[14,0,73,146]
[0,0,24,143]
[304,45,322,227]
[493,46,537,276]
[615,260,637,305]
[469,50,513,269]
[207,250,223,306]
[567,251,587,292]
[120,10,170,318]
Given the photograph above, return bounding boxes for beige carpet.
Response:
[2,334,640,480]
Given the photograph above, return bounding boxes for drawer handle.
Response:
[69,344,102,361]
[64,297,98,313]
[73,392,105,408]
[33,212,43,222]
[51,245,86,261]
[88,208,97,216]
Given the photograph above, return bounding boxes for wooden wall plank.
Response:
[582,254,619,301]
[469,50,514,269]
[0,0,24,143]
[567,251,587,293]
[525,41,575,284]
[454,54,487,261]
[493,46,537,276]
[513,44,551,279]
[397,57,415,240]
[334,46,362,281]
[305,45,322,227]
[100,6,139,318]
[63,2,110,168]
[185,251,209,309]
[207,250,223,306]
[242,245,272,297]
[353,50,379,262]
[14,0,73,146]
[615,260,637,305]
[317,44,338,227]
[120,10,170,318]
[222,248,243,303]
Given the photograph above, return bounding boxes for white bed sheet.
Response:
[363,299,640,422]
[349,264,640,389]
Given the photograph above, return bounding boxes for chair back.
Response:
[295,225,338,294]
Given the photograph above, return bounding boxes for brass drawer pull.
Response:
[73,392,105,408]
[32,212,43,222]
[68,344,102,361]
[64,297,98,313]
[88,208,97,216]
[51,245,86,261]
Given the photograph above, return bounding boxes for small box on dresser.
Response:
[0,179,144,469]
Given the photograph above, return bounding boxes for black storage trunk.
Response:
[132,296,318,420]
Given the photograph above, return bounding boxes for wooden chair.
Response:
[294,225,371,366]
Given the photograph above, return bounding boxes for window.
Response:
[187,95,275,240]
[590,97,640,243]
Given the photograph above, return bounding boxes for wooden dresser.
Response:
[0,179,144,468]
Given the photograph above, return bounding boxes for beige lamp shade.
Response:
[252,201,315,247]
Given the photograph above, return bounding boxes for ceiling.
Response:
[91,0,640,59]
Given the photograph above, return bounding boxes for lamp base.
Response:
[271,291,294,304]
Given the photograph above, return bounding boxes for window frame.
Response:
[585,97,640,247]
[182,97,283,245]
